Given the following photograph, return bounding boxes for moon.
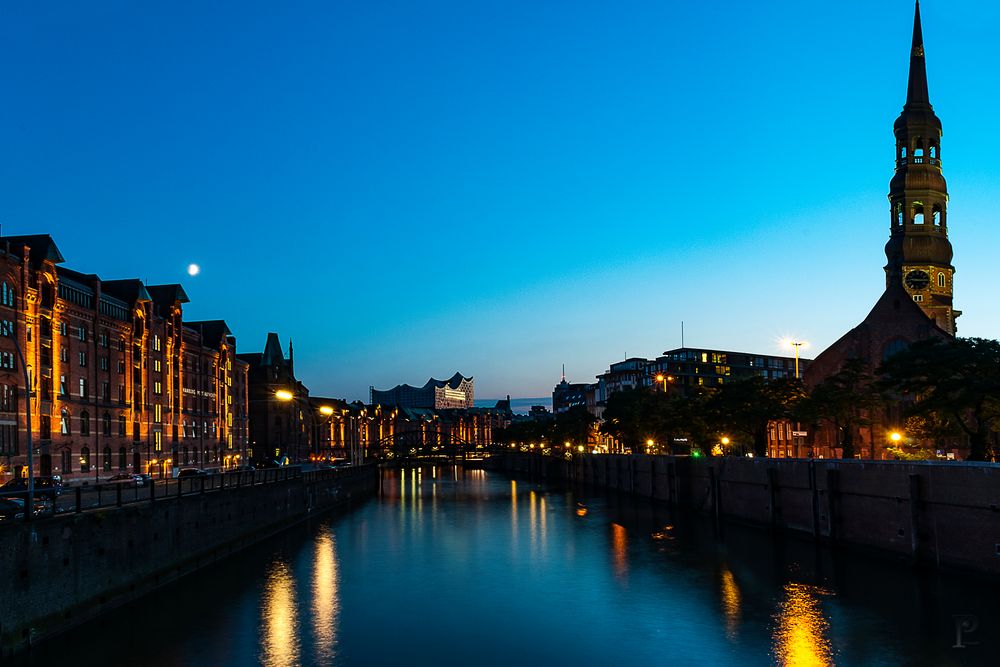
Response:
[187,263,200,276]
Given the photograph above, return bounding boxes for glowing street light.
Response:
[319,405,334,416]
[783,340,809,379]
[889,431,903,443]
[654,374,675,392]
[275,389,294,401]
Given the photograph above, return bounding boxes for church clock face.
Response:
[904,269,930,290]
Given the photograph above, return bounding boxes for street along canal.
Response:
[14,465,999,666]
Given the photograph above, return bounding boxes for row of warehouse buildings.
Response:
[0,233,506,483]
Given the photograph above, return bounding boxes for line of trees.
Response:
[497,337,1000,462]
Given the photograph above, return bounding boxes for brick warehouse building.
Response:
[0,234,249,483]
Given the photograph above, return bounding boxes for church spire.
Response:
[886,0,957,335]
[905,1,930,107]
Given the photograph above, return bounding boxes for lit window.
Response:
[937,272,946,288]
[0,282,13,307]
[913,294,923,303]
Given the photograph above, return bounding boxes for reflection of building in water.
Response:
[261,559,300,667]
[611,523,628,578]
[312,531,340,664]
[772,583,833,667]
[720,566,742,640]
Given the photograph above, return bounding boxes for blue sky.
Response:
[2,1,999,402]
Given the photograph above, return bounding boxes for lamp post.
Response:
[784,340,808,458]
[654,374,674,393]
[318,405,334,462]
[11,331,34,521]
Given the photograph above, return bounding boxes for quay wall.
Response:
[491,453,1000,576]
[0,464,378,657]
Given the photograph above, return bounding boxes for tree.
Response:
[552,405,597,448]
[600,387,653,452]
[879,337,1000,461]
[706,377,806,457]
[803,359,882,459]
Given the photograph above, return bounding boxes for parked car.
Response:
[0,497,46,521]
[107,473,142,487]
[0,497,24,521]
[175,468,208,479]
[0,477,63,500]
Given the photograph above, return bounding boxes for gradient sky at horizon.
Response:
[3,1,999,402]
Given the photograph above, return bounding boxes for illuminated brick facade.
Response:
[0,234,249,482]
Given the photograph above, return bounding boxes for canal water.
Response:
[18,466,1000,666]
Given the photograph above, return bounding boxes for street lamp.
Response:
[784,340,808,458]
[318,405,335,462]
[654,374,675,393]
[783,340,808,380]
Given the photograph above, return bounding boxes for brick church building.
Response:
[804,2,959,458]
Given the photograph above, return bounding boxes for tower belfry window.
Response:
[912,202,925,225]
[932,204,942,226]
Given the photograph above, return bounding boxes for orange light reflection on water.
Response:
[611,523,627,578]
[312,531,340,663]
[720,566,742,640]
[772,582,834,667]
[260,559,300,667]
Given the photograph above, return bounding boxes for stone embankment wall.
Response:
[0,464,377,657]
[492,453,1000,576]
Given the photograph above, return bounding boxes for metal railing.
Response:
[2,465,369,522]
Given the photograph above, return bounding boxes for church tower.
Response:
[885,1,958,335]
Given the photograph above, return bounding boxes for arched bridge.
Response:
[373,430,485,461]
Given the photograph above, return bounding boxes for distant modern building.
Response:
[552,368,591,414]
[646,347,810,393]
[370,372,474,409]
[595,357,649,402]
